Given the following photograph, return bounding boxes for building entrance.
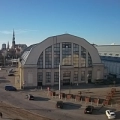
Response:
[37,82,42,86]
[63,71,71,85]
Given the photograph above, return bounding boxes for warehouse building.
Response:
[15,34,105,89]
[95,45,120,78]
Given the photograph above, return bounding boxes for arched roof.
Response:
[22,34,101,66]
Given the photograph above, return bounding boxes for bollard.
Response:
[97,102,98,106]
[41,86,42,90]
[91,101,92,105]
[111,103,112,107]
[81,98,82,103]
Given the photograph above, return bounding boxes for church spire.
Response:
[12,29,15,49]
[12,29,15,42]
[7,41,9,49]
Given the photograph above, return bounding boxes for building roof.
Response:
[95,45,120,53]
[20,44,38,65]
[20,34,101,66]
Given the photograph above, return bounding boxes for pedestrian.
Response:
[0,112,2,118]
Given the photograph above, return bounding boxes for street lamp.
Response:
[59,64,61,99]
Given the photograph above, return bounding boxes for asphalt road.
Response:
[0,84,108,120]
[0,69,119,120]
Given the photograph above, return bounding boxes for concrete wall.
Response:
[23,67,37,88]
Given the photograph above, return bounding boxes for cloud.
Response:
[0,29,38,35]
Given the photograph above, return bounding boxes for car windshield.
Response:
[111,114,115,116]
[87,106,92,108]
[86,108,91,111]
[110,110,114,112]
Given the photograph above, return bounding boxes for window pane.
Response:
[37,72,43,81]
[45,46,52,68]
[46,72,51,83]
[81,71,85,81]
[54,72,59,82]
[37,52,43,69]
[74,71,78,81]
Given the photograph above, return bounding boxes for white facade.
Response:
[16,34,105,89]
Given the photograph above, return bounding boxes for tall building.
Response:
[15,34,105,89]
[2,43,6,50]
[7,41,9,50]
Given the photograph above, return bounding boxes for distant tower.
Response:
[7,41,9,49]
[2,43,6,50]
[12,29,15,49]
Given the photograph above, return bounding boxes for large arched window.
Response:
[45,46,52,68]
[88,53,92,67]
[37,52,43,69]
[54,43,60,68]
[81,46,86,67]
[73,43,79,67]
[62,42,72,65]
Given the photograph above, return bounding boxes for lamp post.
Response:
[59,64,61,99]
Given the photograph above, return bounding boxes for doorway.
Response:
[63,71,71,85]
[63,79,70,85]
[37,82,42,86]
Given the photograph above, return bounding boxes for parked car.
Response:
[26,94,34,100]
[84,106,94,114]
[105,110,116,119]
[56,101,64,109]
[5,86,17,91]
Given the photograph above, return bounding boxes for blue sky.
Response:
[0,0,120,48]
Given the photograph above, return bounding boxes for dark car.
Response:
[56,101,64,109]
[5,86,17,91]
[26,94,34,100]
[84,106,94,114]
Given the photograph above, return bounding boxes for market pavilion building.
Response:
[15,34,105,89]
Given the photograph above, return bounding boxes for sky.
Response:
[0,0,120,48]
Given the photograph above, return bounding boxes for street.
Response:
[0,68,120,120]
[0,84,108,120]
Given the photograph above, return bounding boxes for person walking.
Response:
[0,112,2,118]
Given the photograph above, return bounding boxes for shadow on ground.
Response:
[34,96,50,101]
[92,106,116,115]
[63,102,81,110]
[115,111,120,119]
[0,77,6,79]
[3,118,22,120]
